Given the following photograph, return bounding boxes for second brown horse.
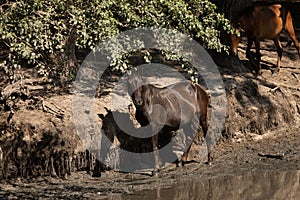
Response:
[231,4,300,74]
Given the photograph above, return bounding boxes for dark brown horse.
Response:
[231,4,300,74]
[127,72,211,175]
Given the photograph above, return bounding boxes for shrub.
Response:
[0,0,233,82]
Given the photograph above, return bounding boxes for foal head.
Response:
[230,7,253,56]
[230,20,244,57]
[230,31,242,56]
[127,70,145,106]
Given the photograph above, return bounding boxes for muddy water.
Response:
[121,170,300,200]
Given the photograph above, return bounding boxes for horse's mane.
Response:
[232,5,254,25]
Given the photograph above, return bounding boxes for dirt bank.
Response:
[0,36,299,198]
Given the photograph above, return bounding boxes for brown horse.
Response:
[127,72,211,175]
[231,4,300,74]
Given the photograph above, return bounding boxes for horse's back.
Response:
[170,82,209,114]
[248,4,284,39]
[168,82,207,102]
[161,82,208,120]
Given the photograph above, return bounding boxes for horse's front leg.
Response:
[246,36,254,59]
[151,127,160,176]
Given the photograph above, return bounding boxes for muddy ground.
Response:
[0,34,300,199]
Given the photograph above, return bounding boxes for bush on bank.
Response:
[0,0,233,82]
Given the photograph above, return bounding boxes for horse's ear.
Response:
[98,113,105,120]
[127,67,138,76]
[98,107,111,119]
[104,107,109,113]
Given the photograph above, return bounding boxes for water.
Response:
[121,170,300,200]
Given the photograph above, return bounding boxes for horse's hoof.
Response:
[255,70,262,76]
[274,69,280,74]
[176,160,186,167]
[175,159,181,167]
[152,169,160,176]
[205,161,212,165]
[92,171,101,178]
[272,71,278,76]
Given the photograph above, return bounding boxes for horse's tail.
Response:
[280,5,300,56]
[279,6,287,29]
[195,85,209,119]
[280,6,293,30]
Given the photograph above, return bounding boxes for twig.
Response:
[278,83,300,91]
[292,72,299,82]
[270,86,279,92]
[42,100,64,119]
[264,82,299,93]
[258,152,284,159]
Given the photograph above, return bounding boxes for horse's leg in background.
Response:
[151,126,160,176]
[274,36,283,73]
[200,112,212,165]
[246,36,254,59]
[180,124,194,166]
[285,11,300,56]
[254,38,262,74]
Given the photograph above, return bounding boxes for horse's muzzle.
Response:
[134,99,143,106]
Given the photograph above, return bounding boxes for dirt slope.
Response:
[0,35,299,198]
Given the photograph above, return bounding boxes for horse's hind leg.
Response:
[247,36,261,74]
[181,117,204,166]
[200,115,213,165]
[254,38,262,74]
[180,124,194,166]
[196,90,212,165]
[274,36,283,73]
[181,140,192,166]
[285,11,300,56]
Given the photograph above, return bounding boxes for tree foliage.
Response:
[0,0,234,82]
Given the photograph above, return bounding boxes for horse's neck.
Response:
[142,84,156,94]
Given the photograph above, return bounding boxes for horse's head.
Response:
[230,10,250,56]
[230,23,242,56]
[127,70,144,106]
